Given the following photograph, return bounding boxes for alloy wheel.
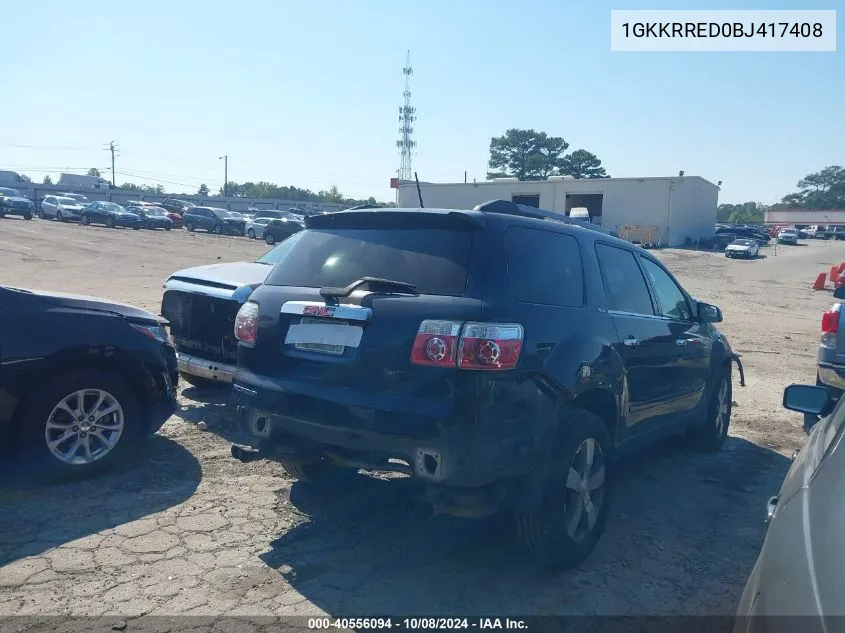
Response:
[44,389,125,465]
[562,437,606,541]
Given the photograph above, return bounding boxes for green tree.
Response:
[721,202,765,225]
[487,129,569,180]
[320,185,345,203]
[42,175,53,185]
[87,168,101,177]
[197,183,209,196]
[561,149,609,179]
[780,166,845,209]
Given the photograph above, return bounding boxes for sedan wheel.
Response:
[45,389,125,466]
[247,229,256,239]
[265,233,276,245]
[186,222,195,232]
[106,217,115,228]
[213,224,223,235]
[56,210,64,222]
[82,215,90,225]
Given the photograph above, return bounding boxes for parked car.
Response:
[128,206,173,231]
[228,200,745,569]
[80,201,143,229]
[777,228,799,245]
[725,238,760,259]
[160,198,196,216]
[805,225,826,239]
[183,206,246,235]
[735,383,844,626]
[125,201,183,228]
[716,225,770,245]
[263,215,305,244]
[0,187,34,220]
[39,195,87,221]
[806,286,845,433]
[0,285,178,476]
[57,192,91,205]
[246,217,272,239]
[829,226,845,241]
[160,240,296,387]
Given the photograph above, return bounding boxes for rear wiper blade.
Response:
[320,276,417,300]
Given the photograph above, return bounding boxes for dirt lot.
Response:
[1,217,844,618]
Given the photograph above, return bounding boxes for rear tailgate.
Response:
[238,211,487,426]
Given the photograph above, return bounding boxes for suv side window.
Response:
[639,257,692,321]
[506,227,584,307]
[595,243,655,316]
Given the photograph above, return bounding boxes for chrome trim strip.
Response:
[280,300,373,322]
[177,353,236,383]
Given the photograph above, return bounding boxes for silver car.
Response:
[40,195,87,221]
[245,217,272,239]
[807,286,845,431]
[735,383,845,629]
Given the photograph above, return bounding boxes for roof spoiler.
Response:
[472,199,617,237]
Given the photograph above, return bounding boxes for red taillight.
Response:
[234,301,260,344]
[458,322,523,370]
[409,320,524,371]
[822,310,839,334]
[410,320,461,367]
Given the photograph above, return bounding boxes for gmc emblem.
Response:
[304,305,335,318]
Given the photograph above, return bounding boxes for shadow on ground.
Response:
[175,386,250,446]
[0,435,201,567]
[260,436,789,616]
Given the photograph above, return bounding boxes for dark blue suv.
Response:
[230,200,744,568]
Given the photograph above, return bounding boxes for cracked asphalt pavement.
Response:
[1,219,842,619]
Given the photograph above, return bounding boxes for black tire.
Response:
[16,369,144,479]
[132,226,141,230]
[213,224,223,235]
[23,213,32,220]
[265,233,276,245]
[165,225,172,231]
[686,366,732,452]
[247,229,256,239]
[56,210,64,222]
[82,215,90,225]
[106,217,115,228]
[186,222,195,232]
[0,209,5,218]
[178,371,225,390]
[516,409,612,569]
[38,209,45,219]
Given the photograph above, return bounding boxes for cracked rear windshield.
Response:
[263,228,472,296]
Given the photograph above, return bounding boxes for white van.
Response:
[569,207,591,222]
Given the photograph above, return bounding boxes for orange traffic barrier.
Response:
[814,272,828,290]
[839,261,845,274]
[831,266,841,284]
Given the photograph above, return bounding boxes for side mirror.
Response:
[783,384,832,416]
[698,302,723,323]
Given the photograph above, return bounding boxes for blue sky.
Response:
[3,0,841,204]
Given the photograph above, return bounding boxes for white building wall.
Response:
[666,177,719,246]
[397,176,718,247]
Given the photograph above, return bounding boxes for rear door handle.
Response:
[623,336,640,348]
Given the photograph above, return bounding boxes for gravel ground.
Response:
[1,217,843,619]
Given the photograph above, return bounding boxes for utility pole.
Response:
[109,141,117,187]
[219,155,228,196]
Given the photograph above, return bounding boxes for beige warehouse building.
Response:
[395,175,718,247]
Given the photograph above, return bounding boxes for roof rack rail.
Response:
[472,199,618,237]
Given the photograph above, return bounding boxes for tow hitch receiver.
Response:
[231,443,261,463]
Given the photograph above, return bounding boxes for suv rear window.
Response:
[263,228,472,296]
[506,227,584,307]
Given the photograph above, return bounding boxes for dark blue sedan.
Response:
[80,201,143,229]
